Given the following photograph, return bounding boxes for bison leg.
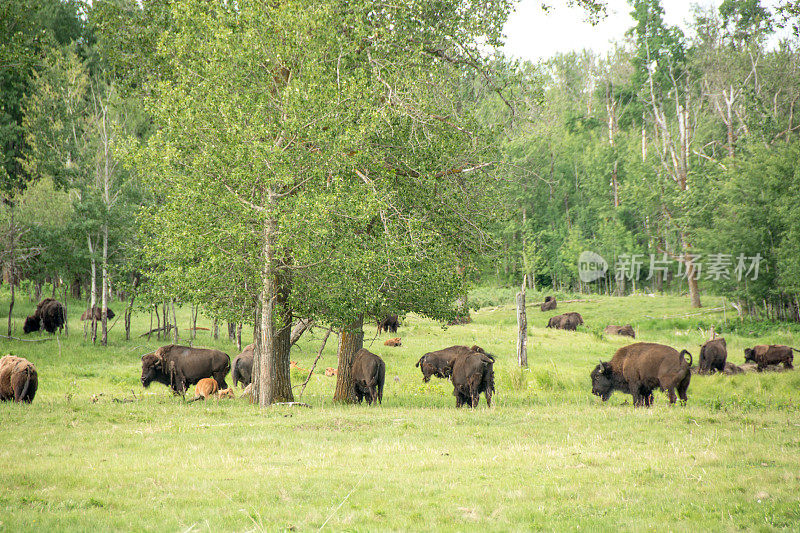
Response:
[784,360,793,370]
[214,373,228,390]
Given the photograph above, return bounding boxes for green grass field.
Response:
[1,291,800,531]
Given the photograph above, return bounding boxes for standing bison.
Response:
[698,338,727,373]
[232,344,254,387]
[590,342,692,407]
[603,325,635,338]
[351,349,385,405]
[547,312,584,331]
[540,296,557,312]
[0,355,38,403]
[23,298,66,334]
[377,315,399,334]
[450,348,495,408]
[141,344,230,395]
[416,345,494,383]
[744,345,795,371]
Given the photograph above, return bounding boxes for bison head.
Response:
[743,348,755,363]
[22,316,40,334]
[590,361,614,401]
[141,353,164,387]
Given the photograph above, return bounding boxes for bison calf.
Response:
[384,337,402,347]
[591,342,692,407]
[744,345,795,371]
[0,355,38,403]
[351,349,385,405]
[699,338,727,373]
[188,377,219,402]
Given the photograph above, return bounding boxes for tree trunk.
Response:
[333,316,364,404]
[236,322,242,352]
[88,234,97,344]
[228,322,236,341]
[213,318,218,340]
[71,277,81,300]
[171,299,178,342]
[101,225,108,346]
[290,318,314,346]
[516,277,527,367]
[6,201,14,337]
[255,196,293,406]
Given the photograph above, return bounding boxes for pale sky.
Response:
[502,0,777,62]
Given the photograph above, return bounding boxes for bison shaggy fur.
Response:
[141,344,230,395]
[603,324,636,338]
[0,355,38,403]
[744,345,795,371]
[540,296,557,312]
[590,342,692,407]
[23,298,65,334]
[416,344,495,383]
[699,338,727,373]
[350,349,385,405]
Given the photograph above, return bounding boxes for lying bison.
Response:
[604,324,635,338]
[23,298,65,334]
[744,345,795,371]
[377,315,399,334]
[80,306,115,321]
[450,349,495,408]
[232,344,254,387]
[0,355,38,403]
[351,349,385,405]
[698,338,727,373]
[590,342,692,407]
[141,344,230,395]
[416,345,495,383]
[540,296,557,312]
[547,312,584,331]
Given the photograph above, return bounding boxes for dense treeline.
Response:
[1,0,800,391]
[492,0,800,321]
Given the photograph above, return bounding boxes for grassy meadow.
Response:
[1,290,800,531]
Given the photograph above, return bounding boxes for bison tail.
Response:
[232,363,241,387]
[792,347,800,354]
[415,356,425,368]
[17,367,31,402]
[680,349,693,367]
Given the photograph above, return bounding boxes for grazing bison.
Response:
[231,344,254,388]
[540,296,557,312]
[377,315,399,334]
[0,355,38,403]
[604,324,635,338]
[590,342,692,407]
[744,345,795,371]
[80,306,115,321]
[351,349,385,405]
[450,349,495,408]
[699,338,727,373]
[141,344,230,395]
[416,344,495,383]
[546,312,584,331]
[188,377,219,402]
[23,298,65,334]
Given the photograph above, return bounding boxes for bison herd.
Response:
[4,297,797,407]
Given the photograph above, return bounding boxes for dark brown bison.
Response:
[546,312,584,331]
[603,324,635,338]
[141,344,230,395]
[450,349,495,408]
[0,355,38,403]
[698,338,727,373]
[232,344,254,388]
[23,298,65,334]
[540,296,557,311]
[416,345,495,383]
[590,342,692,407]
[744,345,795,371]
[351,349,385,405]
[80,306,115,321]
[377,315,399,334]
